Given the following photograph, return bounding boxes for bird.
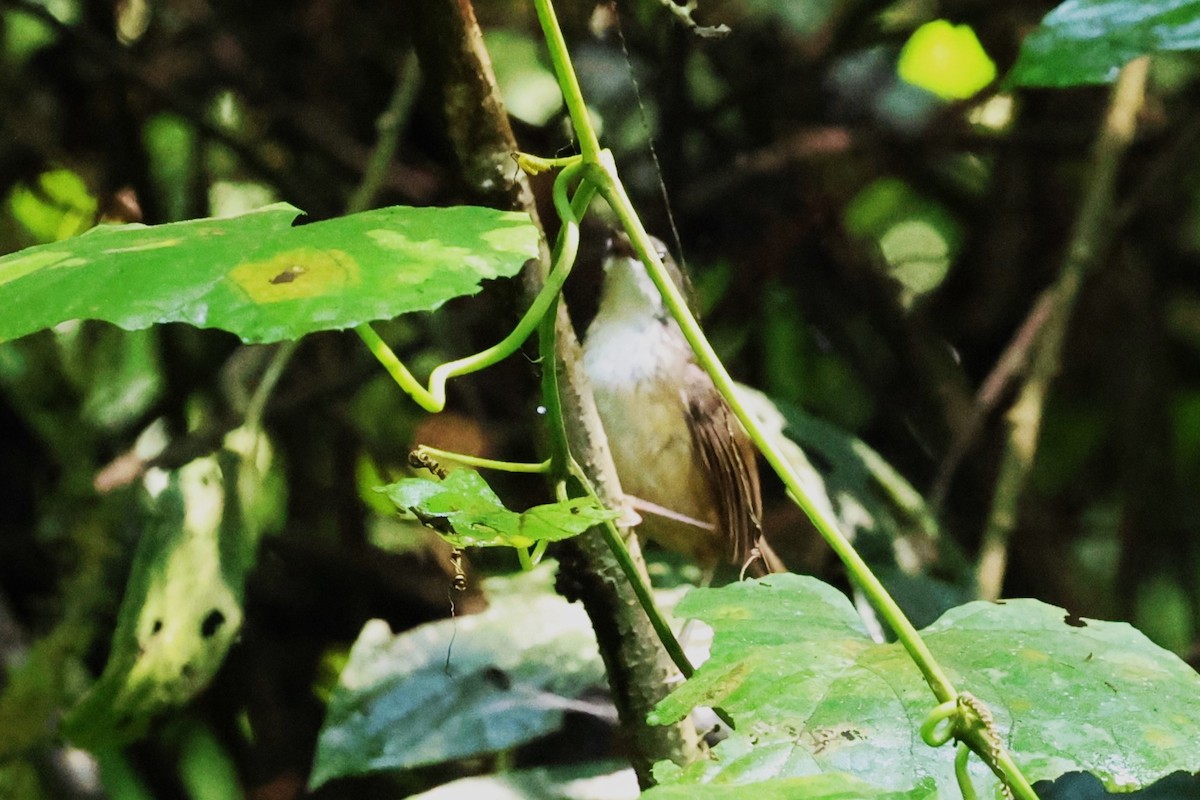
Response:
[581,232,783,577]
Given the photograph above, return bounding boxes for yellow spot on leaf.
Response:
[1145,727,1179,748]
[229,248,359,303]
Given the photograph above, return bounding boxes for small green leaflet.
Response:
[381,469,617,549]
[651,574,1200,796]
[0,203,539,344]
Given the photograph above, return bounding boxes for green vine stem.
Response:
[530,154,699,686]
[346,50,421,215]
[955,744,980,800]
[599,77,1039,800]
[528,0,1036,796]
[530,0,952,697]
[530,0,601,162]
[354,158,585,413]
[534,163,596,478]
[243,340,298,432]
[412,445,551,474]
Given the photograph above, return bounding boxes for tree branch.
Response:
[977,57,1151,601]
[406,0,699,784]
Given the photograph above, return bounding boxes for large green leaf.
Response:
[0,203,539,344]
[1010,0,1200,87]
[645,774,937,800]
[651,575,1200,796]
[309,566,608,789]
[409,760,636,800]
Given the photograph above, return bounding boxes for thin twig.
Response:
[243,341,299,431]
[977,57,1151,601]
[930,288,1056,511]
[346,51,422,214]
[1114,111,1200,228]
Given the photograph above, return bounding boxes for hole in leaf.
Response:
[483,666,511,690]
[201,609,226,638]
[151,619,163,634]
[1064,612,1087,628]
[269,265,305,284]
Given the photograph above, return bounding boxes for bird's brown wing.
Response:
[683,364,765,569]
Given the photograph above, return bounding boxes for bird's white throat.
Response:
[594,255,666,320]
[582,255,690,386]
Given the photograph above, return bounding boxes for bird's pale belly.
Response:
[582,321,725,564]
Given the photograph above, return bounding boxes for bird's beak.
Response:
[606,231,638,260]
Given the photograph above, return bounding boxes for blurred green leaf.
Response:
[72,327,164,431]
[310,566,608,788]
[64,428,278,747]
[760,284,808,406]
[1134,576,1194,653]
[115,0,150,44]
[651,575,1200,795]
[3,8,56,65]
[409,760,636,800]
[898,20,997,100]
[740,0,837,37]
[0,203,539,344]
[1030,397,1108,495]
[144,113,197,222]
[878,221,952,294]
[382,469,618,549]
[1171,389,1200,479]
[844,178,961,303]
[756,287,875,430]
[176,719,242,800]
[685,51,729,111]
[7,168,97,243]
[0,763,49,800]
[484,30,564,126]
[207,180,277,219]
[1010,0,1200,87]
[94,748,154,800]
[737,386,970,625]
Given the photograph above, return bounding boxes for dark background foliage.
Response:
[2,0,1199,797]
